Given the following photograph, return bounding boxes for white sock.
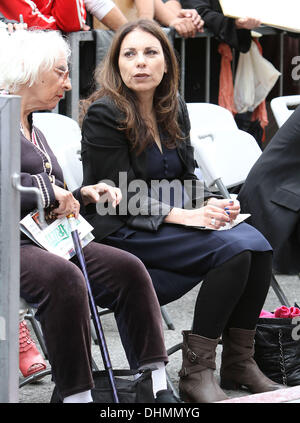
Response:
[139,362,167,398]
[63,389,93,403]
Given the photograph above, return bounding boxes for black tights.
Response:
[192,250,273,339]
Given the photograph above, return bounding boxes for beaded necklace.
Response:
[20,121,55,184]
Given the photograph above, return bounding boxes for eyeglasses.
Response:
[54,67,69,81]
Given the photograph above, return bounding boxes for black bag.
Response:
[235,112,263,149]
[50,368,155,403]
[254,317,300,386]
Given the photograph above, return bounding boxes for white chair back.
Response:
[187,103,262,191]
[187,102,238,137]
[270,95,300,128]
[33,112,83,191]
[190,130,262,190]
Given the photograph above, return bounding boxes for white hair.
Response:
[0,29,71,93]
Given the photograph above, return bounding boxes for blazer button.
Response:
[45,162,51,169]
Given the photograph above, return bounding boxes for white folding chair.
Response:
[270,95,300,128]
[187,102,262,195]
[33,112,83,191]
[186,103,238,134]
[191,128,262,197]
[188,102,291,307]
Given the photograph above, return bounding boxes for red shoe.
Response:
[19,320,47,377]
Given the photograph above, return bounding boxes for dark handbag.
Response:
[254,317,300,386]
[50,368,155,403]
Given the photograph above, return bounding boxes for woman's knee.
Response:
[42,259,88,305]
[252,249,273,265]
[21,248,86,300]
[214,250,252,277]
[57,262,88,298]
[249,250,273,283]
[231,250,252,268]
[116,255,161,310]
[101,246,153,288]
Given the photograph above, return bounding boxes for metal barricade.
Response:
[63,27,287,122]
[0,95,21,403]
[176,26,285,101]
[65,31,94,122]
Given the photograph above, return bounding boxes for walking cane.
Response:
[67,214,120,403]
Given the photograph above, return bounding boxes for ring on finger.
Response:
[211,217,216,226]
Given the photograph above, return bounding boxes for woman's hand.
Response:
[80,183,122,208]
[170,9,204,38]
[235,17,261,30]
[164,203,231,229]
[170,15,197,38]
[178,9,204,33]
[82,23,90,31]
[206,198,241,222]
[7,22,28,33]
[52,184,80,219]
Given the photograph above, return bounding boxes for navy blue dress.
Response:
[105,142,272,305]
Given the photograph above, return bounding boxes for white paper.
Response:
[219,0,300,33]
[184,213,251,231]
[20,210,94,260]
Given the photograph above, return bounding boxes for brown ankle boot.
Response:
[220,328,284,393]
[178,330,228,403]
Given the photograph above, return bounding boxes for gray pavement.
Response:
[18,273,299,404]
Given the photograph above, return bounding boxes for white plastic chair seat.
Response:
[32,112,83,191]
[270,95,300,128]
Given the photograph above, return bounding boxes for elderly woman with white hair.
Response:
[0,29,178,403]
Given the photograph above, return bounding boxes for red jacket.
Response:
[0,0,86,32]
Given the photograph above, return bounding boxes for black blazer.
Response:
[81,95,218,241]
[238,106,300,274]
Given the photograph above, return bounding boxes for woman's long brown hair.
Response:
[80,19,182,154]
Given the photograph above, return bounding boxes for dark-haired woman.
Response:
[80,19,282,402]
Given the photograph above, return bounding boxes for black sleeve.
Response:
[181,0,252,52]
[20,171,56,217]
